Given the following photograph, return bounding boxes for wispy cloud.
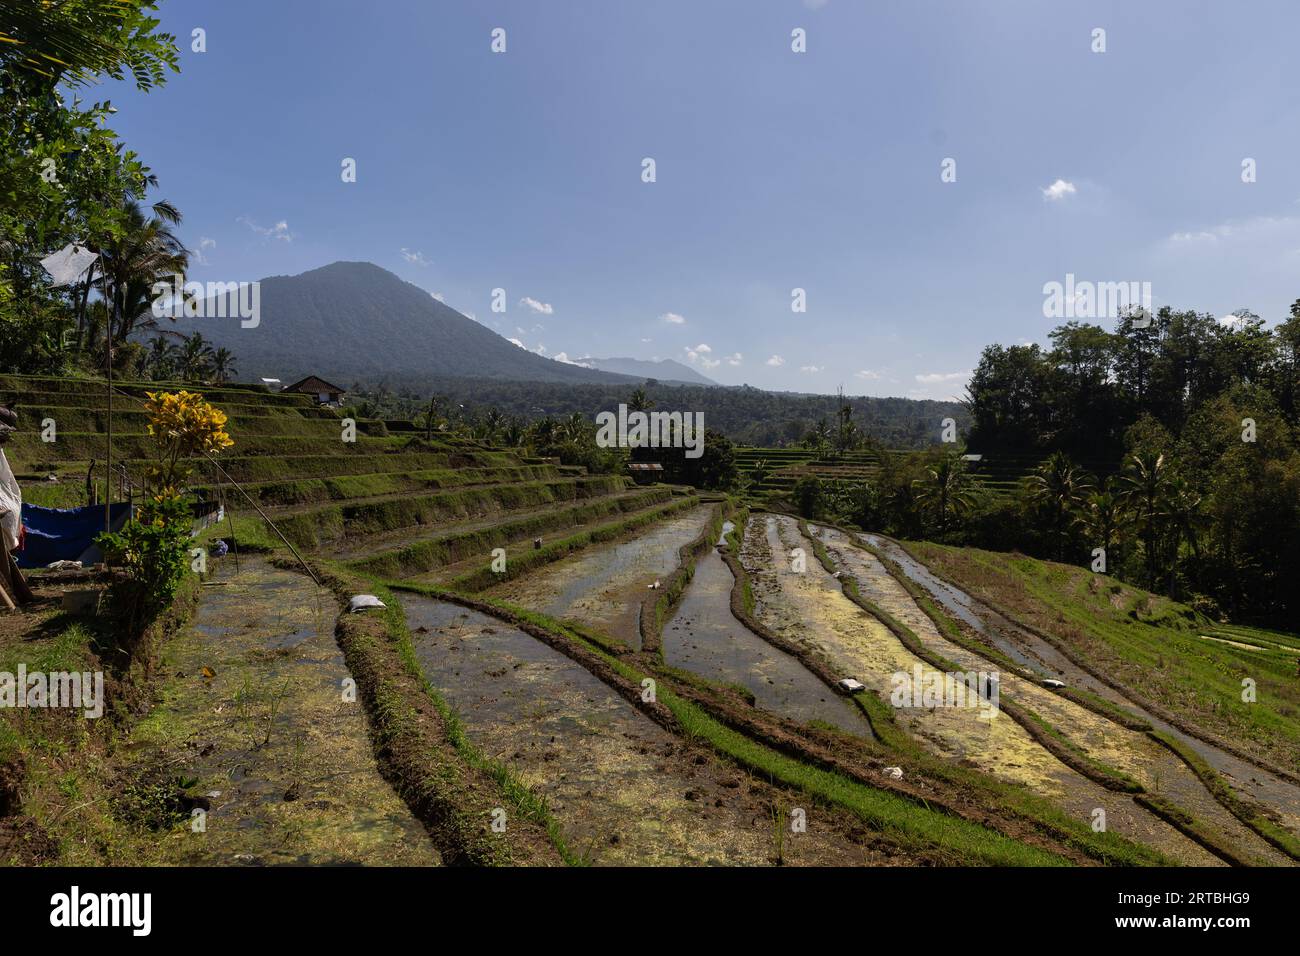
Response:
[661,312,686,325]
[194,236,216,265]
[400,248,429,266]
[765,355,785,367]
[800,365,822,373]
[520,296,554,315]
[237,216,294,242]
[855,369,882,380]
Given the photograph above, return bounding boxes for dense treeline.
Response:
[795,304,1300,625]
[346,377,968,449]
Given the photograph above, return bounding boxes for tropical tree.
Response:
[1024,451,1094,560]
[912,452,977,534]
[803,418,832,460]
[208,346,237,384]
[1116,451,1173,588]
[176,331,213,382]
[627,386,654,413]
[1079,479,1125,572]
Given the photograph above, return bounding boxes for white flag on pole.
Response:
[39,243,98,288]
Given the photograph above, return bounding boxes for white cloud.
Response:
[431,291,445,302]
[661,312,686,325]
[1041,179,1077,201]
[520,296,554,315]
[1170,231,1217,243]
[237,216,293,241]
[915,370,969,385]
[507,337,526,348]
[553,352,593,367]
[400,248,429,266]
[765,355,785,367]
[685,345,719,369]
[799,365,822,373]
[640,337,652,343]
[726,352,743,366]
[855,369,881,380]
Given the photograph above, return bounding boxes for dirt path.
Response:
[867,533,1300,842]
[740,515,1222,865]
[488,505,715,648]
[122,558,439,865]
[810,524,1289,866]
[404,593,914,866]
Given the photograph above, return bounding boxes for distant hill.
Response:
[578,356,718,386]
[162,261,640,386]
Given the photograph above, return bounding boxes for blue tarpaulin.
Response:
[17,503,133,569]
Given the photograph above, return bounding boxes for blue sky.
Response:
[102,0,1300,399]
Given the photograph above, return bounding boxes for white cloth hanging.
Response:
[39,243,97,288]
[0,450,23,552]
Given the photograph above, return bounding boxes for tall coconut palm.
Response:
[96,199,188,364]
[1024,451,1094,560]
[1116,451,1173,589]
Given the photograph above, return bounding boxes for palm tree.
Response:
[142,335,178,380]
[1116,451,1173,589]
[177,332,213,382]
[1079,479,1124,572]
[208,347,237,384]
[96,200,189,364]
[1164,475,1204,596]
[912,452,977,533]
[1025,451,1094,560]
[627,387,654,413]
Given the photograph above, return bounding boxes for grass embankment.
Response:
[0,576,200,864]
[636,500,731,654]
[344,487,675,578]
[903,541,1300,779]
[309,567,570,866]
[270,475,625,551]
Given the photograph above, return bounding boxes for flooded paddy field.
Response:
[867,533,1300,844]
[810,524,1290,866]
[662,545,871,736]
[122,559,439,866]
[404,593,903,866]
[488,505,715,648]
[740,514,1223,865]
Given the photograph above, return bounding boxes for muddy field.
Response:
[404,593,913,866]
[739,514,1224,865]
[662,545,870,735]
[121,559,439,866]
[489,505,715,647]
[809,524,1290,866]
[868,533,1300,843]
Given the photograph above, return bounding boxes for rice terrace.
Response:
[1,0,1297,937]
